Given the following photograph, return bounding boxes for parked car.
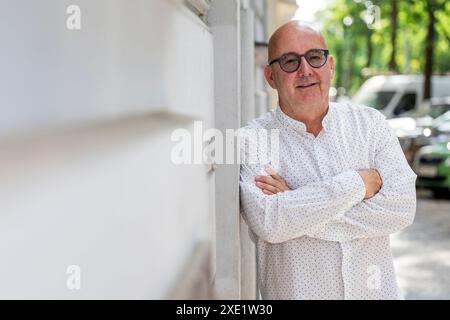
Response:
[417,96,450,119]
[352,75,450,118]
[413,140,450,198]
[413,116,450,198]
[387,97,450,163]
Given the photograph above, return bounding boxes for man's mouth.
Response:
[296,83,318,89]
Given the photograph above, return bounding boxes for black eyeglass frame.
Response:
[268,49,330,72]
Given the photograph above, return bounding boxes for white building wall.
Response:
[0,0,215,299]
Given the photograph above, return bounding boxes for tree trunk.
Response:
[424,0,436,101]
[389,0,398,72]
[335,43,343,89]
[366,28,373,68]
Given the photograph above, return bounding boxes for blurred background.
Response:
[0,0,449,299]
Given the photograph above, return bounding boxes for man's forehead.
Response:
[268,22,327,59]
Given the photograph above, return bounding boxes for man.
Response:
[239,21,417,300]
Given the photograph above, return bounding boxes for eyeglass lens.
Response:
[279,49,327,72]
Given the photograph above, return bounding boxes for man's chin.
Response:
[293,91,321,102]
[291,96,328,109]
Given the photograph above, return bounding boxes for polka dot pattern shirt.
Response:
[239,102,417,300]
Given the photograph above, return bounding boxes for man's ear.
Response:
[329,55,335,80]
[264,65,277,89]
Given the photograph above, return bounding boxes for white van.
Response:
[352,75,450,118]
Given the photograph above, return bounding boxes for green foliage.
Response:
[317,0,450,96]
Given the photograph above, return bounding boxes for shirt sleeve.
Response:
[306,112,417,242]
[239,127,366,244]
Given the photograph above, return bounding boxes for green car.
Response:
[413,141,450,198]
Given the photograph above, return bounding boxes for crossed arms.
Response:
[239,118,417,244]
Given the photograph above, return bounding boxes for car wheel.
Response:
[432,188,450,199]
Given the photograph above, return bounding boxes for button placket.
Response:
[313,138,331,178]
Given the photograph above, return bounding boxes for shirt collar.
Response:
[275,104,333,135]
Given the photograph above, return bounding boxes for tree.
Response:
[423,0,448,100]
[389,0,398,72]
[423,0,437,100]
[318,0,450,97]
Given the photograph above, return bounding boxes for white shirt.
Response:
[239,102,417,300]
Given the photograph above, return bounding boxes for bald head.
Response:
[268,21,327,62]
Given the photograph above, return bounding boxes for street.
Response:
[392,189,450,300]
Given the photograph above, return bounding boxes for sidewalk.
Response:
[391,189,450,299]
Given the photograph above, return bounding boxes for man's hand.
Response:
[357,169,383,199]
[255,166,291,195]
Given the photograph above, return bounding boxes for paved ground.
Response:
[391,189,450,299]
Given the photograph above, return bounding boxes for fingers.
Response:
[265,166,285,182]
[359,168,383,199]
[262,189,275,195]
[255,175,284,191]
[369,169,383,189]
[255,166,291,194]
[359,169,382,185]
[374,169,383,187]
[255,180,283,194]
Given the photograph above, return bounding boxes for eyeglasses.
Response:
[268,49,330,73]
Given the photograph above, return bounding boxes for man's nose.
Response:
[297,56,313,76]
